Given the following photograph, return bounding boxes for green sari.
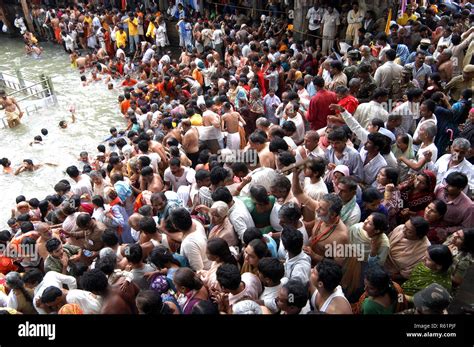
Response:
[239,196,276,234]
[401,262,452,296]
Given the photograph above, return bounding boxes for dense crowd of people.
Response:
[0,0,473,315]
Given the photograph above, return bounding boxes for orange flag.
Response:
[385,8,392,35]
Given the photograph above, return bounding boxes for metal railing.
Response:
[0,69,57,127]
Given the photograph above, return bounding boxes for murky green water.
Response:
[0,36,124,228]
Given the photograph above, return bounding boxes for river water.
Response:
[0,36,123,228]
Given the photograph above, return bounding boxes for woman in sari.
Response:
[355,265,408,314]
[241,185,276,235]
[208,201,238,247]
[443,228,474,294]
[198,238,238,290]
[398,169,436,222]
[173,268,208,314]
[375,167,402,230]
[342,212,390,303]
[241,239,270,275]
[401,244,452,297]
[392,133,414,182]
[425,200,448,244]
[249,87,264,123]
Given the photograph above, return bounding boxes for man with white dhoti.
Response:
[222,102,246,150]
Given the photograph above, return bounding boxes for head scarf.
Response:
[114,181,132,203]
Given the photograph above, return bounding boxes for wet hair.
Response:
[66,165,80,178]
[91,195,105,208]
[169,207,192,231]
[41,286,62,304]
[370,212,389,234]
[41,128,48,136]
[365,265,397,302]
[278,202,302,224]
[269,137,289,153]
[445,172,468,190]
[136,290,172,314]
[327,128,348,142]
[150,246,181,269]
[174,267,203,290]
[321,193,343,216]
[278,151,296,167]
[207,238,238,266]
[210,166,228,186]
[138,216,157,234]
[101,229,119,247]
[211,187,233,204]
[427,245,453,272]
[20,221,34,233]
[249,185,269,205]
[281,226,303,255]
[80,269,109,294]
[230,162,249,176]
[16,195,26,204]
[191,300,219,314]
[125,243,143,264]
[195,170,210,183]
[306,158,326,178]
[282,280,309,309]
[362,187,383,203]
[76,213,91,229]
[216,263,241,290]
[242,227,263,245]
[258,257,285,284]
[281,120,297,134]
[410,216,430,239]
[249,132,267,145]
[316,258,343,292]
[22,268,44,286]
[45,238,62,253]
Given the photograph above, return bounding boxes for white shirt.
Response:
[142,48,155,63]
[283,251,312,285]
[374,61,403,90]
[71,174,93,197]
[306,7,325,31]
[353,101,389,129]
[33,271,77,314]
[303,177,328,201]
[229,272,262,305]
[260,283,282,313]
[413,116,437,142]
[212,29,223,46]
[228,198,255,241]
[434,155,474,192]
[278,224,309,260]
[180,220,211,271]
[66,289,102,314]
[164,167,196,192]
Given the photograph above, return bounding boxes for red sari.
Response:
[105,30,114,57]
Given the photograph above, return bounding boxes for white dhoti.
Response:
[226,132,241,150]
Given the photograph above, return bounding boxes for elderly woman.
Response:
[385,216,431,281]
[249,87,265,121]
[90,170,111,197]
[208,201,238,247]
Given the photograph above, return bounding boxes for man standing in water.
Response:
[0,89,24,128]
